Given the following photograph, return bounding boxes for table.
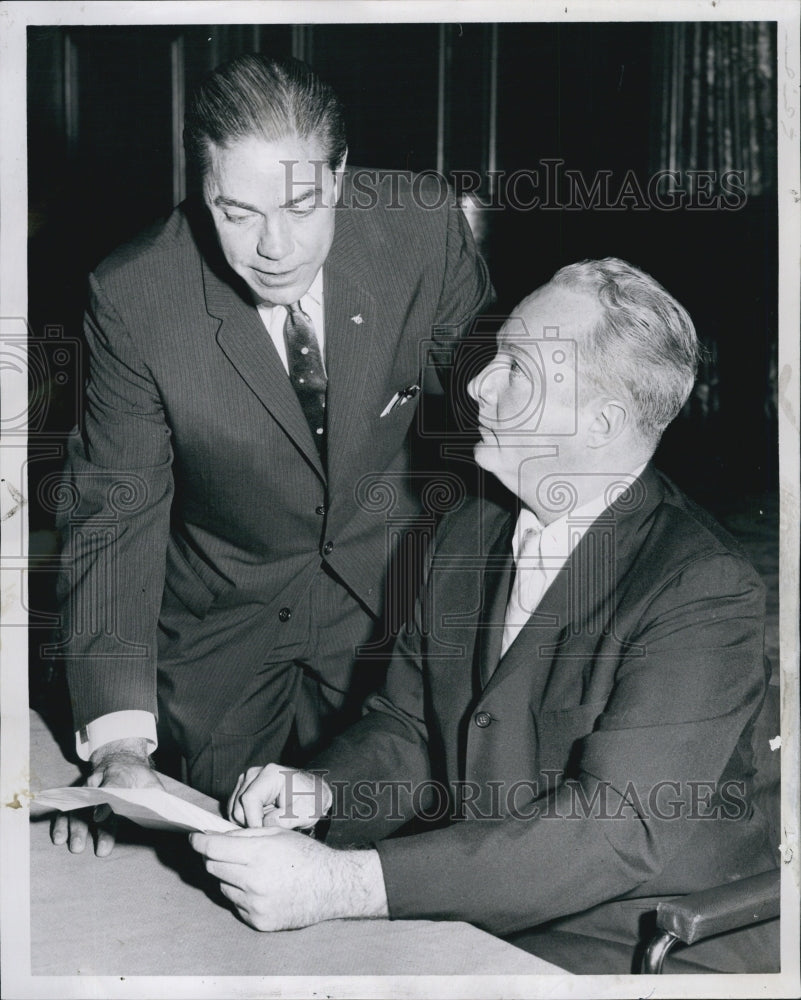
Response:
[28,710,566,977]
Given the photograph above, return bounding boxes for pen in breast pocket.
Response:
[380,384,420,418]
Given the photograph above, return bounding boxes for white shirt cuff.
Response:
[75,711,158,762]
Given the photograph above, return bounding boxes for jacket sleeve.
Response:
[371,552,768,935]
[56,272,174,730]
[425,190,494,393]
[436,194,494,333]
[310,592,434,847]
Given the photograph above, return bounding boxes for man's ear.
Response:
[332,149,348,203]
[586,400,629,448]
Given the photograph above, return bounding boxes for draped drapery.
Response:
[652,21,776,198]
[651,22,777,429]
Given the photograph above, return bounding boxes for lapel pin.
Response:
[351,314,363,324]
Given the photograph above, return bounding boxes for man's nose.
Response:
[468,360,501,405]
[256,216,294,260]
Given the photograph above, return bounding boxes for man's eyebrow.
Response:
[283,186,323,207]
[498,335,529,353]
[213,196,261,212]
[213,188,323,211]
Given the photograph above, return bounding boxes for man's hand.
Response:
[50,738,162,857]
[228,763,332,830]
[189,827,388,931]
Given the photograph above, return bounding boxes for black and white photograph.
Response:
[1,1,799,998]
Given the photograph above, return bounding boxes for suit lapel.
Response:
[201,246,325,480]
[323,231,380,479]
[202,187,383,487]
[482,546,568,701]
[481,465,664,699]
[476,520,515,688]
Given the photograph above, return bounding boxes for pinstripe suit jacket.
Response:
[57,171,493,736]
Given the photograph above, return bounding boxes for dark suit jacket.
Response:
[57,171,492,738]
[314,465,776,940]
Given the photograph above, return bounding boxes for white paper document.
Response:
[31,786,237,833]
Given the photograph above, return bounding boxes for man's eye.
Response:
[289,201,315,217]
[509,358,525,380]
[223,213,250,224]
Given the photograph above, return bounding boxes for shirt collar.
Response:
[255,267,323,323]
[303,267,324,309]
[512,463,647,563]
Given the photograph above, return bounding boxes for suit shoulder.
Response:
[646,472,764,592]
[338,167,457,249]
[93,202,200,286]
[436,494,512,556]
[341,167,457,214]
[334,168,464,286]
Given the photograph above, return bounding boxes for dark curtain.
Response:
[653,21,776,197]
[650,22,777,434]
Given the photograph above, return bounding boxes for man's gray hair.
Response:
[551,257,700,444]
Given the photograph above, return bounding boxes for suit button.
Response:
[278,607,291,622]
[315,505,327,516]
[323,541,334,555]
[474,711,492,728]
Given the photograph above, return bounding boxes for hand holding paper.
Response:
[49,743,163,856]
[227,763,332,830]
[35,784,236,834]
[189,826,388,932]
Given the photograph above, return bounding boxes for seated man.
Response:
[190,258,778,974]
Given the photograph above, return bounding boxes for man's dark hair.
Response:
[184,53,347,176]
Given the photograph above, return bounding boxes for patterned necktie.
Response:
[500,525,547,658]
[284,302,327,459]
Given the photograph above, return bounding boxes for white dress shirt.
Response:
[255,268,325,373]
[500,466,646,659]
[75,272,326,762]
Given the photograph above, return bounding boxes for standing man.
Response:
[192,259,776,974]
[52,53,492,851]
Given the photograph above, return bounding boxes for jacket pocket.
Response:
[376,372,422,423]
[163,537,224,619]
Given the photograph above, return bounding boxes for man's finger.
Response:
[189,832,250,863]
[191,826,284,860]
[239,768,283,829]
[241,792,266,830]
[217,879,248,908]
[93,803,112,823]
[260,804,281,827]
[94,812,118,857]
[51,812,69,846]
[227,773,245,825]
[67,812,90,854]
[204,858,252,887]
[227,825,285,839]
